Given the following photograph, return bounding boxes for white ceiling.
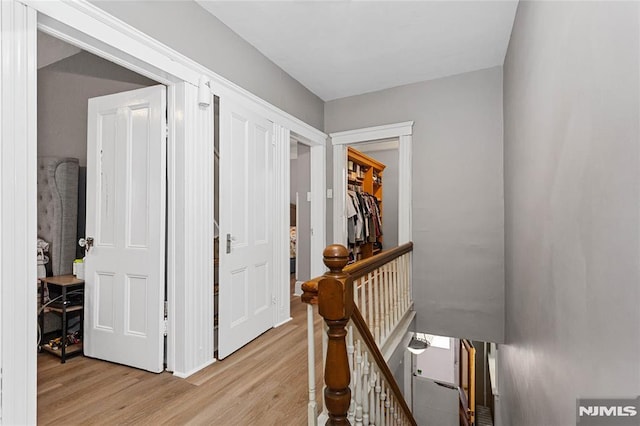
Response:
[197,1,518,101]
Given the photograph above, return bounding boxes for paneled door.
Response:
[84,85,166,373]
[218,98,275,359]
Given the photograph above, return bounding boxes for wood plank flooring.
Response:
[38,294,324,425]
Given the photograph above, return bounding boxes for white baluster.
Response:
[392,259,399,326]
[306,304,317,426]
[397,256,402,312]
[347,326,355,423]
[389,262,396,333]
[375,373,382,425]
[362,352,370,426]
[380,384,387,426]
[387,389,392,426]
[396,257,401,317]
[390,262,395,325]
[406,254,410,307]
[368,272,374,333]
[373,268,381,344]
[383,263,389,341]
[361,274,367,327]
[322,321,329,418]
[397,259,402,322]
[407,253,412,306]
[369,368,377,426]
[401,254,408,312]
[354,339,362,425]
[379,266,384,343]
[379,267,386,344]
[354,277,359,308]
[390,260,396,329]
[384,263,391,340]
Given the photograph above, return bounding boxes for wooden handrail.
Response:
[303,243,416,425]
[343,242,413,279]
[351,307,417,425]
[301,276,321,305]
[301,242,413,306]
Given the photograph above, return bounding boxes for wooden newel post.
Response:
[318,244,353,425]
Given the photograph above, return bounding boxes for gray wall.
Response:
[291,143,311,282]
[92,1,324,130]
[38,51,157,166]
[325,67,505,343]
[501,2,640,425]
[387,329,414,400]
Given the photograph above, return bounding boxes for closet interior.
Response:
[346,146,385,262]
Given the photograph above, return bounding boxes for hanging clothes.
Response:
[346,191,358,244]
[347,191,382,245]
[348,191,364,242]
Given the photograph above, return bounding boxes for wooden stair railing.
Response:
[302,244,416,426]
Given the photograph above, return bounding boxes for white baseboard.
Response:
[274,316,293,328]
[171,358,216,378]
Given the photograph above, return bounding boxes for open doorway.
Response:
[346,139,399,260]
[290,140,311,295]
[37,32,166,416]
[330,121,413,249]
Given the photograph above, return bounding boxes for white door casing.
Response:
[218,97,275,359]
[330,122,414,246]
[0,1,38,423]
[84,85,166,373]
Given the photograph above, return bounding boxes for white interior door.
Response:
[84,85,166,373]
[218,98,275,359]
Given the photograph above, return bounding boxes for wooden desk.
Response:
[39,275,84,363]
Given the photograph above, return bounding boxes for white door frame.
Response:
[330,121,414,246]
[1,0,326,422]
[0,3,38,423]
[291,133,327,280]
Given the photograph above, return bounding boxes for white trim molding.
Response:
[309,144,327,277]
[332,144,348,246]
[398,134,413,244]
[168,83,215,376]
[0,2,38,423]
[273,123,292,326]
[329,121,414,146]
[330,121,414,247]
[291,132,327,278]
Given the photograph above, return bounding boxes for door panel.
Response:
[460,339,476,425]
[85,85,166,373]
[219,99,275,359]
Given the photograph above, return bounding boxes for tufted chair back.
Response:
[37,157,79,276]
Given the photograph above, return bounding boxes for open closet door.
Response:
[218,97,275,359]
[83,85,166,373]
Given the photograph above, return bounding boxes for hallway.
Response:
[37,294,323,425]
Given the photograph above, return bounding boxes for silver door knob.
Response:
[79,237,94,251]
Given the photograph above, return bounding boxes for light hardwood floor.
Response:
[38,294,323,425]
